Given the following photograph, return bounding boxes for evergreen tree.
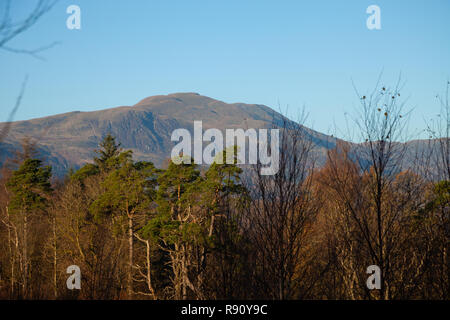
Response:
[200,148,249,298]
[6,158,52,298]
[71,134,126,183]
[93,134,124,171]
[90,150,158,298]
[143,157,200,299]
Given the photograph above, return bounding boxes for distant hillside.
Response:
[0,92,439,177]
[0,93,338,176]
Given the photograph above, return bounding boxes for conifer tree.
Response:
[144,158,200,299]
[90,150,158,298]
[6,158,52,298]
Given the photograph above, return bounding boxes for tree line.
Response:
[0,84,448,300]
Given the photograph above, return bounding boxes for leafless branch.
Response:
[0,0,58,60]
[0,76,28,143]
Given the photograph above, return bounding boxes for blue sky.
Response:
[1,0,449,139]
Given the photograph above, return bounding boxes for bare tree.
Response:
[245,113,321,299]
[0,0,58,59]
[321,78,416,299]
[426,81,450,181]
[0,77,27,144]
[0,0,57,146]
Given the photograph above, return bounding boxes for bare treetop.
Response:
[0,0,58,60]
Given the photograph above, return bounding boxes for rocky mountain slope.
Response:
[0,93,338,176]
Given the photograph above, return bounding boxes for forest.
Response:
[0,84,448,300]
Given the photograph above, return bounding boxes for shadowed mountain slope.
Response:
[4,92,432,177]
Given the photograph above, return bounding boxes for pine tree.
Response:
[71,134,126,182]
[144,157,200,299]
[200,148,249,298]
[6,158,52,298]
[93,134,124,171]
[90,149,158,299]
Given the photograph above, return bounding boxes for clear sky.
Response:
[1,0,449,139]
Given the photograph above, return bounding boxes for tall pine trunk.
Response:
[127,211,134,299]
[53,216,58,299]
[23,209,28,299]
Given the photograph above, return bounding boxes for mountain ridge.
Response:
[2,92,421,177]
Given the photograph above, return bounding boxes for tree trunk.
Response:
[144,239,156,299]
[6,206,15,298]
[182,244,187,300]
[23,210,28,299]
[53,216,57,299]
[173,244,181,300]
[128,213,133,299]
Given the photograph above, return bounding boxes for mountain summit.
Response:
[0,93,334,176]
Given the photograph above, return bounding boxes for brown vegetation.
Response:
[0,84,448,300]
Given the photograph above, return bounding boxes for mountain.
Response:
[0,92,429,177]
